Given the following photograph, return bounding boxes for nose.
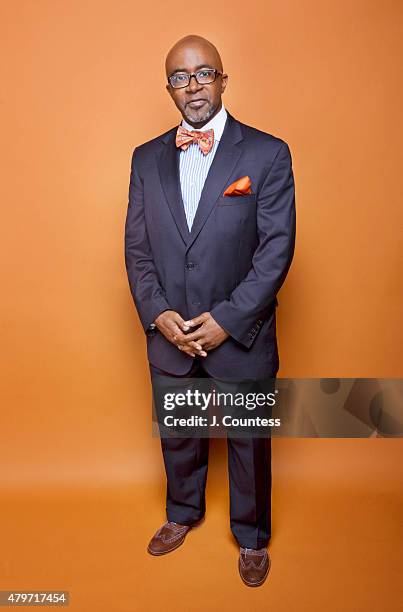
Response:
[186,74,203,93]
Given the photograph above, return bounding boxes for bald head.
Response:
[165,35,228,128]
[165,35,223,76]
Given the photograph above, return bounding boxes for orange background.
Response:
[1,1,402,610]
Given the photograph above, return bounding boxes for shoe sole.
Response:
[238,557,271,587]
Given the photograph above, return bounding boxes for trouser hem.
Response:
[234,536,271,549]
[166,510,205,527]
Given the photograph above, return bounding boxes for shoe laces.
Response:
[240,547,267,569]
[240,547,267,556]
[165,521,188,533]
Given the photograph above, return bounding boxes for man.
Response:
[125,34,296,587]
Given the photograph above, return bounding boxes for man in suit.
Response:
[125,34,296,587]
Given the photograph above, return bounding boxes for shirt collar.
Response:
[181,104,228,142]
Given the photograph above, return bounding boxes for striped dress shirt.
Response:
[179,104,228,230]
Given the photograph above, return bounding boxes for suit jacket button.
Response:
[186,262,195,270]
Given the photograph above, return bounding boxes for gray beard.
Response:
[184,104,216,125]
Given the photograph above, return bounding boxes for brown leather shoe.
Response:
[147,521,191,556]
[238,547,271,587]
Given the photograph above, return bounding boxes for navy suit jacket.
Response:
[125,111,296,378]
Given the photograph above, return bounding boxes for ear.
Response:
[221,73,228,94]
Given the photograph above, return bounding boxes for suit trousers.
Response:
[149,357,272,549]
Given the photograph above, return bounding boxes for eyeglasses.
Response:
[168,68,222,89]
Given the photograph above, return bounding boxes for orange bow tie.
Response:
[175,125,214,155]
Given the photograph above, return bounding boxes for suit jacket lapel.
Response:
[157,112,244,249]
[157,129,190,245]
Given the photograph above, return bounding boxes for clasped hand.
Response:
[154,310,229,357]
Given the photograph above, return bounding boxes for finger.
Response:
[183,312,209,327]
[174,329,205,343]
[172,329,204,347]
[169,321,187,340]
[188,340,207,356]
[176,339,206,357]
[173,312,191,332]
[177,344,196,357]
[186,338,205,352]
[175,337,207,356]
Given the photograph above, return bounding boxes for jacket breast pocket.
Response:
[214,194,256,244]
[218,194,257,207]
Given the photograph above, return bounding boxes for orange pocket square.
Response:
[223,175,252,196]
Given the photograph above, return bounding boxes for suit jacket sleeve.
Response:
[210,141,296,349]
[124,147,171,332]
